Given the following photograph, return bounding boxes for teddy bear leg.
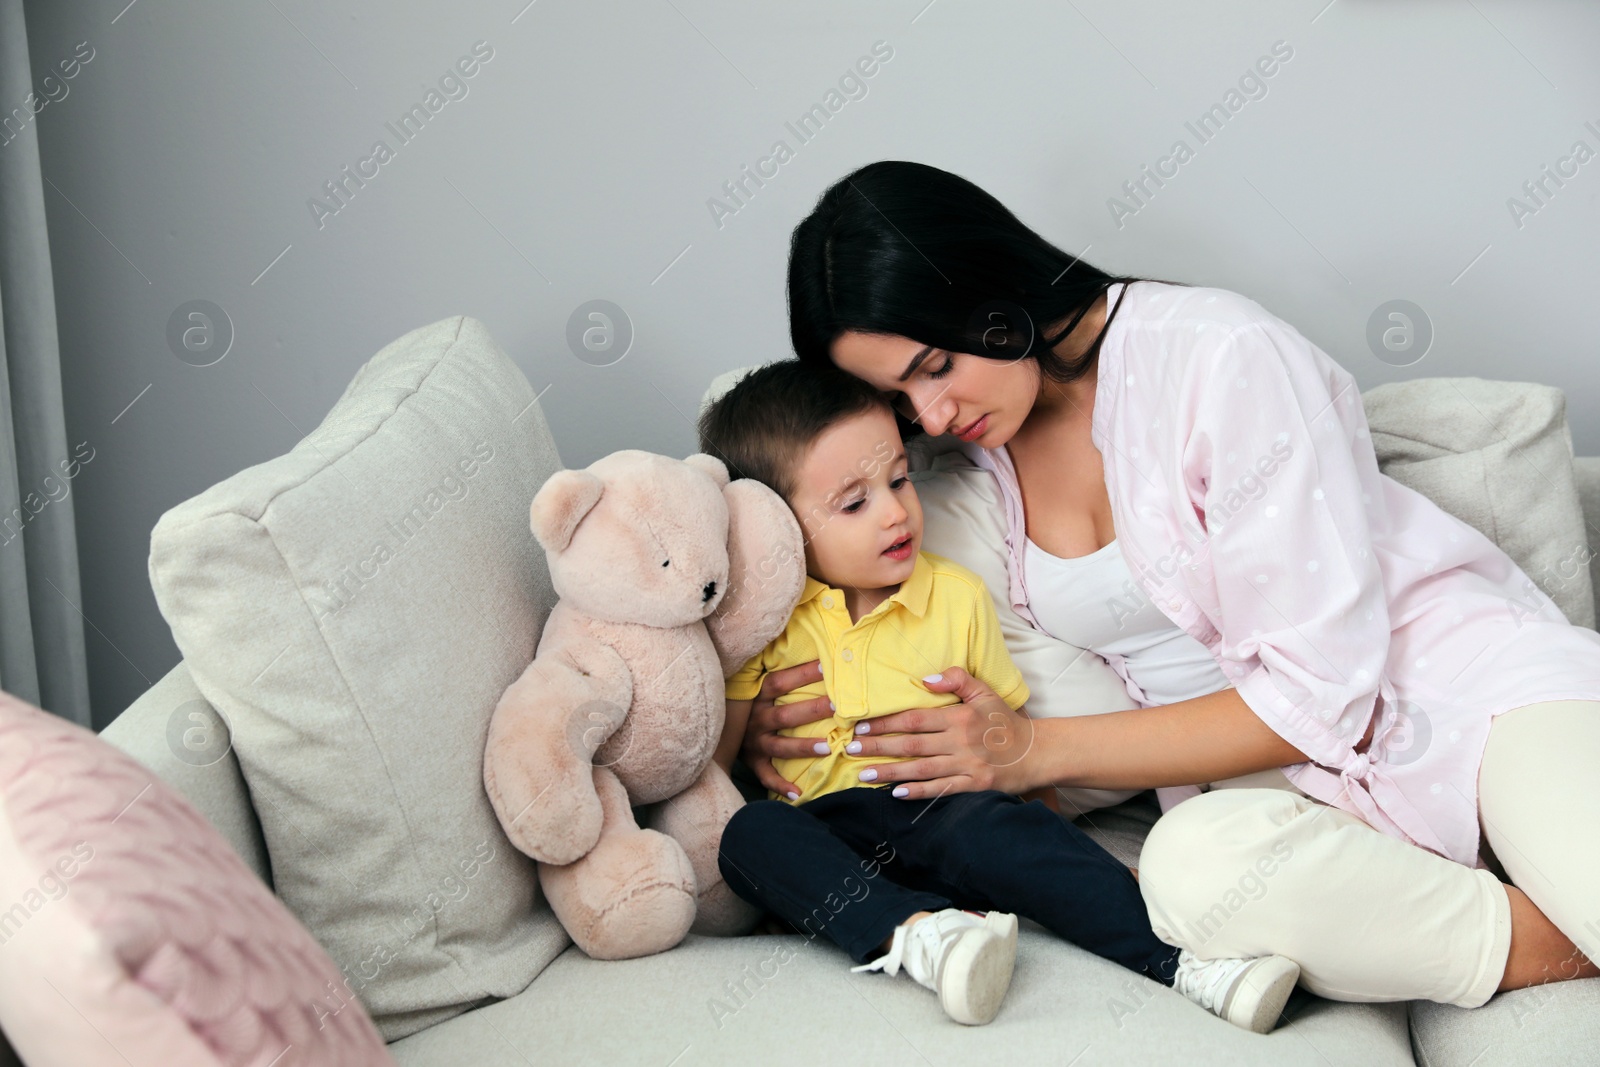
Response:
[646,762,762,936]
[539,764,697,960]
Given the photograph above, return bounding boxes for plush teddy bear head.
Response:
[530,449,733,629]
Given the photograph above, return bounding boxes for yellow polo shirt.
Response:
[727,550,1029,804]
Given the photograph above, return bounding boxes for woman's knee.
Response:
[1479,700,1600,949]
[1141,790,1300,882]
[1138,789,1310,950]
[1480,700,1599,819]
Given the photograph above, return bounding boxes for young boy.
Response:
[697,360,1300,1031]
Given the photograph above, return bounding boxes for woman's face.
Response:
[830,333,1042,449]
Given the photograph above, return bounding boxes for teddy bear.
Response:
[483,449,805,960]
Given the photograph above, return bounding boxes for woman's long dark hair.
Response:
[787,160,1188,435]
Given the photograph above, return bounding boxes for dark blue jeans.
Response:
[718,785,1179,984]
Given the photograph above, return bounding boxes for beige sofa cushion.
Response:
[386,933,1413,1066]
[1363,376,1594,629]
[1410,981,1600,1066]
[148,317,570,1040]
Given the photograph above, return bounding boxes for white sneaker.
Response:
[851,908,1018,1025]
[1172,949,1300,1034]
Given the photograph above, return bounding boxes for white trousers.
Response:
[1138,700,1600,1007]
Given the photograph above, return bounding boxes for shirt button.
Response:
[841,649,853,662]
[822,596,834,609]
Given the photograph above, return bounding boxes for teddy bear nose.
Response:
[702,580,718,603]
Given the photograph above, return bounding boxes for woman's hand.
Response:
[741,658,834,799]
[848,666,1040,800]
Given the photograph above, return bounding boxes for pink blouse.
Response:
[962,280,1600,867]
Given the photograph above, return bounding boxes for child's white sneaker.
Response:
[851,908,1018,1025]
[1172,949,1300,1034]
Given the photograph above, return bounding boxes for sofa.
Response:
[99,317,1600,1065]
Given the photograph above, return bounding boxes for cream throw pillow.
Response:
[148,318,571,1039]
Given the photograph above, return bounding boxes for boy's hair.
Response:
[697,360,894,504]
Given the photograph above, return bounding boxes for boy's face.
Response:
[787,405,923,593]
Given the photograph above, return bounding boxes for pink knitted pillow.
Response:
[0,690,394,1066]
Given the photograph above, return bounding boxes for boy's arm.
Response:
[963,581,1030,720]
[718,642,768,775]
[714,697,754,775]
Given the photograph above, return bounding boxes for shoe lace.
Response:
[850,911,977,986]
[851,923,912,978]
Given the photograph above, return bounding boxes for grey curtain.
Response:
[0,0,91,726]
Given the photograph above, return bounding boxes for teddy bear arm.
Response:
[548,627,635,745]
[484,628,634,865]
[704,479,807,678]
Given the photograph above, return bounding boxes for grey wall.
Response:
[21,0,1600,726]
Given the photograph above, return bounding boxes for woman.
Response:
[739,160,1600,1009]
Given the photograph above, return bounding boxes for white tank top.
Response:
[1022,535,1230,708]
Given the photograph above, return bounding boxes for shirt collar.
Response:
[801,550,934,620]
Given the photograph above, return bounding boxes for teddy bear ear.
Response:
[683,453,730,488]
[530,469,605,553]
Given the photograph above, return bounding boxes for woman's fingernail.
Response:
[829,700,836,711]
[855,723,870,735]
[786,791,800,801]
[859,768,878,781]
[892,786,909,798]
[923,673,943,683]
[846,740,862,754]
[813,741,830,755]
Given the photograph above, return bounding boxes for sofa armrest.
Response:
[99,661,273,886]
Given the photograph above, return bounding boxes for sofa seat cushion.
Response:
[1409,981,1600,1066]
[147,317,570,1039]
[387,930,1411,1066]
